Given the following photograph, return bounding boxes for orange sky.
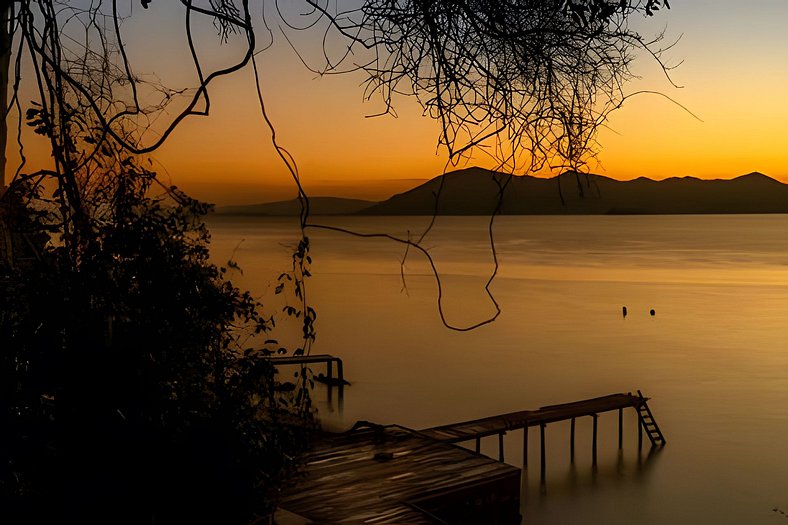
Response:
[154,1,788,204]
[10,1,788,204]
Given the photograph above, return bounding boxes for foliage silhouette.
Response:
[0,3,312,522]
[0,172,311,523]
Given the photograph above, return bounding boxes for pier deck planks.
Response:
[279,425,521,523]
[420,393,645,443]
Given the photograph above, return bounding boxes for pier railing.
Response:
[265,353,345,386]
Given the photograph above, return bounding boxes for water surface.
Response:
[208,214,788,524]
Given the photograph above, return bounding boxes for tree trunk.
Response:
[0,4,11,190]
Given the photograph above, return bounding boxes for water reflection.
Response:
[520,446,664,523]
[270,358,347,414]
[525,446,663,510]
[324,376,345,412]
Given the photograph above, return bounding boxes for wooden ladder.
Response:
[636,390,666,447]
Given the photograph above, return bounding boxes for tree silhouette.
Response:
[0,3,311,522]
[0,4,10,190]
[310,0,672,171]
[0,0,673,522]
[291,0,676,329]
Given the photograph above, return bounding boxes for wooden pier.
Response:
[420,391,665,472]
[278,392,664,523]
[278,424,521,524]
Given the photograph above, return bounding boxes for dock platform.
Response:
[279,424,521,524]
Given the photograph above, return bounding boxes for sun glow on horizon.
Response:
[9,0,788,205]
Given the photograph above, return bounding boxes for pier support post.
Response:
[638,414,643,450]
[336,358,344,383]
[570,417,576,463]
[475,437,481,454]
[540,424,546,476]
[498,432,505,462]
[523,427,528,470]
[618,408,623,450]
[592,414,599,465]
[327,359,333,382]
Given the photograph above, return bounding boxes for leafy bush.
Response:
[0,177,311,524]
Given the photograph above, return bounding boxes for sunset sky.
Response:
[11,1,788,204]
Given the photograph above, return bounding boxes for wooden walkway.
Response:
[421,392,665,467]
[279,424,521,524]
[421,393,644,443]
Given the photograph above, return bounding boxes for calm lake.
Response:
[208,214,788,524]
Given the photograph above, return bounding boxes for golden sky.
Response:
[11,1,788,204]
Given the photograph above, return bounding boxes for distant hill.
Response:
[217,197,377,216]
[360,167,788,215]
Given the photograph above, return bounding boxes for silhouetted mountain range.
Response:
[362,168,788,215]
[217,168,788,216]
